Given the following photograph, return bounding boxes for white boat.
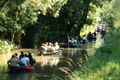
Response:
[38,48,64,56]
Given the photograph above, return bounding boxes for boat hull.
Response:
[7,66,33,73]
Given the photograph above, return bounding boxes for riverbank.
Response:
[75,30,120,80]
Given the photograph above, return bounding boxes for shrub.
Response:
[0,40,13,53]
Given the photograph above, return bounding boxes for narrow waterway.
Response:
[0,35,103,80]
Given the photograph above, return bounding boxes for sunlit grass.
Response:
[74,28,120,80]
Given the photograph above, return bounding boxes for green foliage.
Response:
[74,27,120,79]
[100,0,120,27]
[0,40,12,53]
[0,0,67,44]
[20,0,113,48]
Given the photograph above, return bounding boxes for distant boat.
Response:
[38,48,64,56]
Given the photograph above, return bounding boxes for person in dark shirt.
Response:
[27,52,36,66]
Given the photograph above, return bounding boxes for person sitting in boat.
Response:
[38,43,48,54]
[87,32,93,42]
[20,54,30,66]
[68,37,73,47]
[68,37,78,47]
[81,35,88,44]
[47,42,53,52]
[19,51,24,60]
[14,53,19,59]
[45,42,49,46]
[47,42,52,48]
[73,38,78,47]
[48,43,56,53]
[7,55,20,71]
[54,42,60,51]
[27,52,36,66]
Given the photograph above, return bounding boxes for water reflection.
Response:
[40,57,60,67]
[67,48,77,57]
[0,48,88,80]
[5,72,34,80]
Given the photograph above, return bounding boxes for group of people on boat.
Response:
[68,37,78,47]
[38,42,61,55]
[7,51,36,72]
[68,32,97,48]
[68,24,107,48]
[95,21,106,39]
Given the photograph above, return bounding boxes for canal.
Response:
[0,35,103,80]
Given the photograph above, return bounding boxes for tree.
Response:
[100,0,120,28]
[25,0,112,48]
[58,0,112,37]
[0,0,67,46]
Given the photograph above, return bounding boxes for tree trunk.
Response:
[77,1,90,36]
[14,34,21,46]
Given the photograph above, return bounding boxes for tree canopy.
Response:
[0,0,117,48]
[100,0,120,28]
[0,0,67,41]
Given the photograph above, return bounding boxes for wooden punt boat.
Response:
[38,48,64,56]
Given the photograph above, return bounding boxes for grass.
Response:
[74,28,120,80]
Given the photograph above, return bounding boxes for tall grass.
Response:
[74,28,120,80]
[0,51,14,73]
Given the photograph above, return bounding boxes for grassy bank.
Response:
[75,28,120,80]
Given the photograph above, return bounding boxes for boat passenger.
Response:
[54,42,60,51]
[20,54,30,66]
[73,38,78,47]
[7,55,20,71]
[19,51,24,59]
[39,44,47,54]
[14,53,19,59]
[82,35,88,44]
[47,42,53,52]
[47,43,56,53]
[27,52,36,66]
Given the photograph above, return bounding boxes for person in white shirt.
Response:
[54,42,60,51]
[82,35,88,43]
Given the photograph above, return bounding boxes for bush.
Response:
[0,40,13,53]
